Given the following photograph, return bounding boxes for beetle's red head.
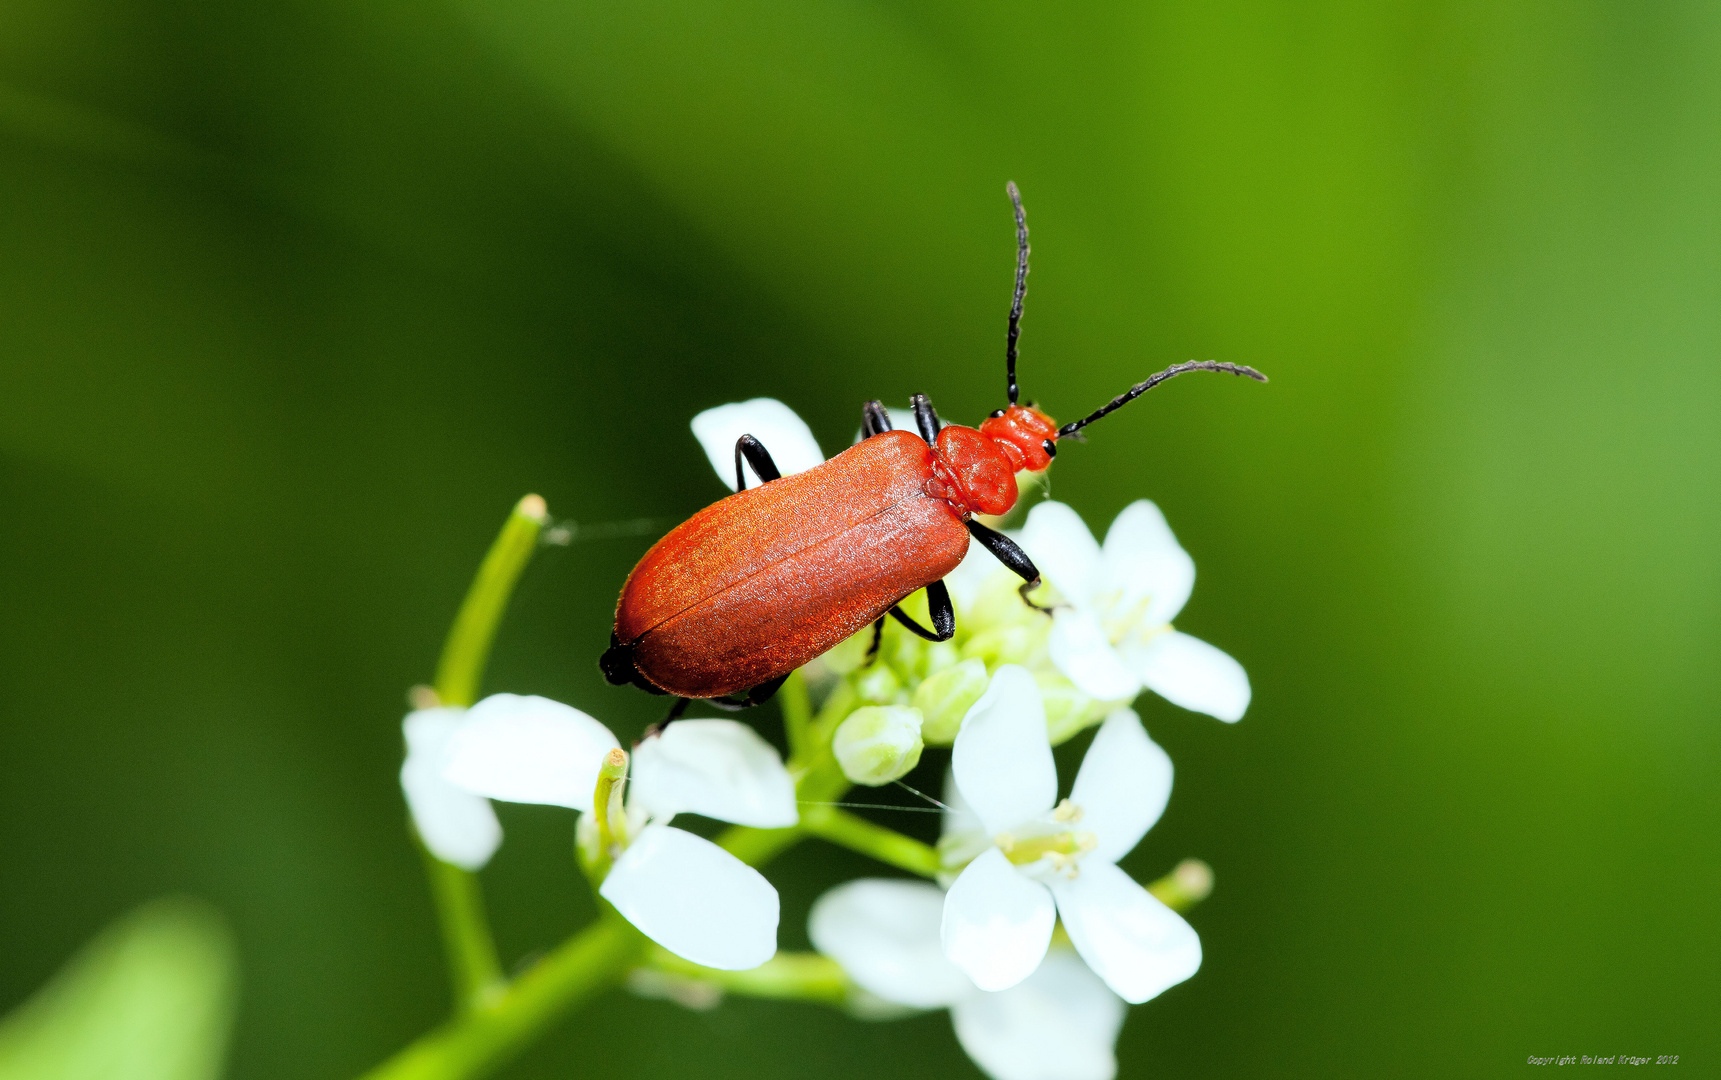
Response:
[928,405,1057,519]
[978,404,1059,473]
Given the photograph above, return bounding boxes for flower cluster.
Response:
[395,399,1249,1080]
[404,695,795,969]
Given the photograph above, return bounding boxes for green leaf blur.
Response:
[1,1,1715,1078]
[0,899,235,1080]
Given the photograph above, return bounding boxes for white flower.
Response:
[400,707,503,871]
[690,398,826,490]
[810,878,1126,1080]
[939,666,1200,1003]
[1021,500,1250,722]
[432,694,796,969]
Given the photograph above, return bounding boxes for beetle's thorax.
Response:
[924,405,1058,518]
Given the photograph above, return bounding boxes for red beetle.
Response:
[601,184,1265,713]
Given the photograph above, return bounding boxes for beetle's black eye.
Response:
[1042,439,1057,458]
[989,409,1006,419]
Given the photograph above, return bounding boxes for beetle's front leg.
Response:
[733,435,782,491]
[861,401,893,439]
[965,520,1055,613]
[886,579,955,642]
[910,394,941,442]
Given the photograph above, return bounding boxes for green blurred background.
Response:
[2,0,1717,1076]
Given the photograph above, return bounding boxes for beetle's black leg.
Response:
[886,579,956,642]
[965,519,1056,613]
[642,697,692,738]
[1016,579,1056,612]
[910,394,942,443]
[862,401,893,438]
[865,617,885,663]
[746,673,789,706]
[733,434,782,491]
[705,672,790,711]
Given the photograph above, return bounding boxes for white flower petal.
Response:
[1069,709,1172,864]
[952,665,1057,835]
[442,694,619,809]
[599,824,779,970]
[1051,860,1201,1004]
[1101,500,1195,627]
[940,766,985,841]
[936,767,994,870]
[630,719,798,828]
[951,949,1126,1080]
[691,399,825,491]
[400,709,502,871]
[941,848,1056,992]
[1019,502,1104,608]
[809,879,973,1008]
[1048,609,1143,701]
[1122,630,1251,722]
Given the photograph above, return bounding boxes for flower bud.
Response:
[1038,673,1119,746]
[921,640,961,679]
[821,627,874,675]
[833,705,924,786]
[962,619,1050,669]
[913,658,989,745]
[967,569,1052,630]
[881,622,925,680]
[1148,858,1215,913]
[853,662,902,705]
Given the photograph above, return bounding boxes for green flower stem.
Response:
[422,494,548,1013]
[778,669,813,760]
[717,823,803,866]
[419,842,507,1012]
[800,806,941,878]
[358,916,646,1080]
[807,679,858,749]
[367,820,818,1080]
[643,947,850,1005]
[433,494,549,708]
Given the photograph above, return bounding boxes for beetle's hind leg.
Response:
[965,520,1056,614]
[733,435,782,491]
[861,401,893,438]
[706,673,791,712]
[864,617,885,664]
[642,696,693,738]
[886,579,956,642]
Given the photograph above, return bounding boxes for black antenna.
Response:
[1057,360,1268,438]
[1005,181,1030,406]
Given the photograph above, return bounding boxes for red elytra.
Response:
[607,411,1054,700]
[599,184,1265,710]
